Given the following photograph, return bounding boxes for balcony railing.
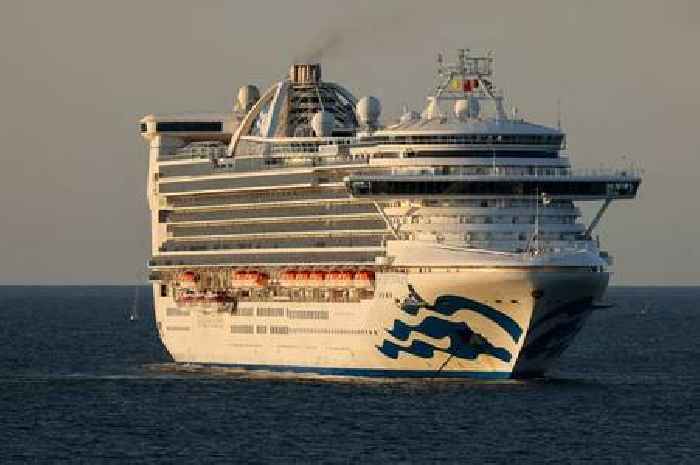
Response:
[213,155,369,173]
[158,145,227,161]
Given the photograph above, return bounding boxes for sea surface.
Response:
[0,286,698,464]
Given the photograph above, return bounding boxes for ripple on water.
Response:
[0,286,698,464]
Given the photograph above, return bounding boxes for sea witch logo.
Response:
[377,286,523,362]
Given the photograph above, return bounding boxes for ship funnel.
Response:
[290,63,322,84]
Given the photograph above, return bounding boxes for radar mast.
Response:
[429,49,507,119]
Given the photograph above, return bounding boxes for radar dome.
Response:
[311,111,335,137]
[236,85,260,113]
[356,96,381,128]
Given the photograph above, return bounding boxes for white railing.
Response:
[214,156,369,173]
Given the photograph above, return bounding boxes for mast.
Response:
[429,49,505,119]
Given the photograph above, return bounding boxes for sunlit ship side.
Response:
[140,51,640,378]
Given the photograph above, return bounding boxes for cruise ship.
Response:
[139,50,641,379]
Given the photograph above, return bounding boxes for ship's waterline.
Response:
[140,50,640,378]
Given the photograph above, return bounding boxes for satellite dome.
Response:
[311,111,335,137]
[356,96,381,128]
[236,85,260,113]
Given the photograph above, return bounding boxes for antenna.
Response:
[556,97,561,130]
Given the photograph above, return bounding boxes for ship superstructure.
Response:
[140,51,640,378]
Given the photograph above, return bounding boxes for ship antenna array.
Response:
[432,49,497,101]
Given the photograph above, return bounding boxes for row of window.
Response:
[153,121,223,133]
[231,324,376,336]
[390,166,569,176]
[402,231,580,242]
[169,189,349,208]
[256,307,286,317]
[287,310,330,320]
[366,133,564,146]
[159,236,384,253]
[166,307,190,317]
[235,324,368,335]
[388,199,573,208]
[349,180,639,197]
[392,215,577,225]
[273,326,378,336]
[231,324,255,334]
[230,306,343,319]
[401,150,558,159]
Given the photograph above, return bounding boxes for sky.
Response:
[0,0,698,285]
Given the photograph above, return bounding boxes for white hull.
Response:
[153,268,609,378]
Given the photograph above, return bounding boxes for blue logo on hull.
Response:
[376,286,522,363]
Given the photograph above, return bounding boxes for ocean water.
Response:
[0,286,698,464]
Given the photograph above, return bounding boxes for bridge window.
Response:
[156,121,223,132]
[349,179,637,197]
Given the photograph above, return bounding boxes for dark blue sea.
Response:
[0,286,698,464]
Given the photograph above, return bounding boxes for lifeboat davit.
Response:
[177,289,196,305]
[204,290,227,303]
[231,270,269,288]
[354,270,375,288]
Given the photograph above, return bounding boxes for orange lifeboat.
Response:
[338,270,355,287]
[354,270,375,288]
[308,270,327,287]
[231,270,269,288]
[254,271,269,287]
[231,270,247,287]
[327,270,343,287]
[178,270,199,289]
[279,270,297,287]
[296,270,310,285]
